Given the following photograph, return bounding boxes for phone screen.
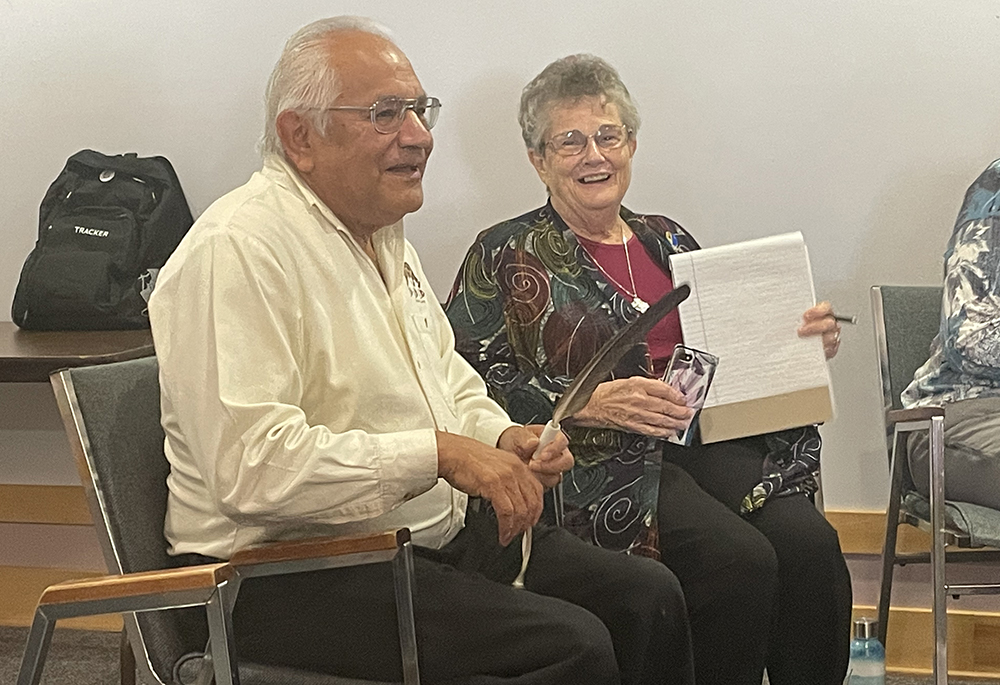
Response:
[661,344,719,445]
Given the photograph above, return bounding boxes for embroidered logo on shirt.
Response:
[403,263,426,303]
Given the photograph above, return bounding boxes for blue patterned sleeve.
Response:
[940,160,1000,378]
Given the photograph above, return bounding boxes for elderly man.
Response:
[149,16,694,685]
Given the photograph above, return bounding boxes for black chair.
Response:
[17,356,419,685]
[871,285,1000,684]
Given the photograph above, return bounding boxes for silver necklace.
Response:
[578,229,650,313]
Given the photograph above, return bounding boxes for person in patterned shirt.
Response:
[446,54,852,685]
[904,158,1000,509]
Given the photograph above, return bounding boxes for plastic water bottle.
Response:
[846,617,885,685]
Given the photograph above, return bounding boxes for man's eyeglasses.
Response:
[325,95,442,134]
[546,124,632,157]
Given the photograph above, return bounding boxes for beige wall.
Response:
[2,0,1000,617]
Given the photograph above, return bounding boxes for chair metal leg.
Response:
[929,415,948,684]
[120,628,136,685]
[205,580,241,685]
[878,429,907,646]
[393,539,420,685]
[16,609,56,685]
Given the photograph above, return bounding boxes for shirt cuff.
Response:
[372,428,440,502]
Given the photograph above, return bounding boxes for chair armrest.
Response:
[229,529,408,566]
[228,529,412,579]
[38,563,232,607]
[887,406,945,425]
[31,563,234,622]
[35,531,411,609]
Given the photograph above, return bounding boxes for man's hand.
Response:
[798,301,841,360]
[571,377,694,438]
[436,431,543,546]
[496,425,573,490]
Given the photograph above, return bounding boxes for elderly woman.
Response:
[445,55,852,685]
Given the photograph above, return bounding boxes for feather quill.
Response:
[552,283,691,425]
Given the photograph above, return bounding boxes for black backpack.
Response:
[12,150,194,330]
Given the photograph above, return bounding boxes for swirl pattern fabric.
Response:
[446,202,821,555]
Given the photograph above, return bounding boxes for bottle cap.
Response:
[853,617,878,640]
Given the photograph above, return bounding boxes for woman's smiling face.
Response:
[528,96,636,225]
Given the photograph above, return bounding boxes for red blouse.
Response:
[575,233,683,377]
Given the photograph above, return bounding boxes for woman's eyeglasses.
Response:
[546,124,631,157]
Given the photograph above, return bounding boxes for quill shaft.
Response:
[513,284,690,589]
[513,421,563,589]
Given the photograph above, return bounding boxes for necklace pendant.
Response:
[632,296,650,313]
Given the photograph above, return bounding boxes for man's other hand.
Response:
[436,431,544,546]
[496,424,573,490]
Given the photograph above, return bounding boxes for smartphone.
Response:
[661,344,719,445]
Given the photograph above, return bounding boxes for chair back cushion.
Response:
[66,356,170,574]
[874,285,943,410]
[62,356,206,683]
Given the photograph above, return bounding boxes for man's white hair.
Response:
[260,16,394,157]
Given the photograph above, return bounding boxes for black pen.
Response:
[832,313,857,325]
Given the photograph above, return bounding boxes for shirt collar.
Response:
[261,154,405,249]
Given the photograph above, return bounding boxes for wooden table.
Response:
[0,322,154,633]
[0,322,154,382]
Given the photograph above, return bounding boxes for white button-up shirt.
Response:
[149,156,515,559]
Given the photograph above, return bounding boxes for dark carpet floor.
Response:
[1,626,118,684]
[1,625,998,684]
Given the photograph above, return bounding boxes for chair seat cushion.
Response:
[902,491,1000,548]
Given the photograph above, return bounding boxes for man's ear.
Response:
[276,110,315,174]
